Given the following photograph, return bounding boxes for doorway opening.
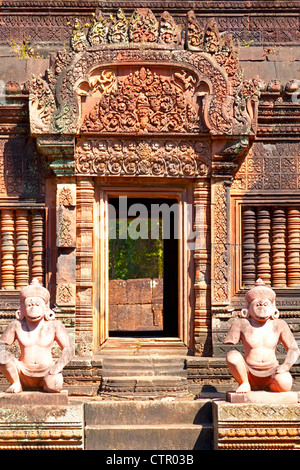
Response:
[108,197,178,338]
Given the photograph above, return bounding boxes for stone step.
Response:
[101,376,189,396]
[84,423,213,450]
[97,338,188,356]
[102,355,187,377]
[84,399,212,425]
[103,355,185,367]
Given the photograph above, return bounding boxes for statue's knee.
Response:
[43,373,63,393]
[272,372,293,392]
[226,350,243,366]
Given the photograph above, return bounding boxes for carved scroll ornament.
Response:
[75,138,210,177]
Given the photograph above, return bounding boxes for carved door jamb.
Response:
[93,181,194,351]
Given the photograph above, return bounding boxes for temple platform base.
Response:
[0,390,69,405]
[226,390,298,404]
[213,398,300,450]
[0,394,83,449]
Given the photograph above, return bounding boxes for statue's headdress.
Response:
[16,279,54,321]
[241,278,279,319]
[19,278,50,306]
[244,278,276,304]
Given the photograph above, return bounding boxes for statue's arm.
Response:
[0,321,17,364]
[277,320,300,373]
[0,321,17,345]
[223,319,242,345]
[48,321,75,375]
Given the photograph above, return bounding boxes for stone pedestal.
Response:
[0,390,69,405]
[226,391,298,404]
[213,399,300,450]
[0,393,83,449]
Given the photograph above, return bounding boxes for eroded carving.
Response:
[108,8,129,43]
[159,11,182,45]
[87,10,110,45]
[128,8,159,43]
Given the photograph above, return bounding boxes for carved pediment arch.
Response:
[74,61,216,135]
[29,8,259,174]
[30,49,239,137]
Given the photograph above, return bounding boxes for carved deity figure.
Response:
[0,279,74,393]
[224,279,300,393]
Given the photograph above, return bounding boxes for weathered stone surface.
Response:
[226,391,298,404]
[109,278,163,331]
[0,390,68,405]
[0,402,83,449]
[84,399,213,450]
[100,355,188,396]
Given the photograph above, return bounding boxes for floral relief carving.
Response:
[75,138,210,177]
[108,9,129,44]
[57,212,76,247]
[57,284,74,305]
[128,8,159,43]
[81,67,202,134]
[58,186,75,207]
[232,142,300,192]
[213,183,229,303]
[29,76,56,134]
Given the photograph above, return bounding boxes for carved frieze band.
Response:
[75,138,210,177]
[1,3,300,46]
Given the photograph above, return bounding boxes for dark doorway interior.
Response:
[108,197,178,337]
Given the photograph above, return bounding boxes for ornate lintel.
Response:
[75,137,211,178]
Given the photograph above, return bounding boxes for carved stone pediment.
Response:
[29,8,259,167]
[79,66,204,135]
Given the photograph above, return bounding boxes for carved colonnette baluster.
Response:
[15,209,29,289]
[210,175,233,356]
[256,208,271,285]
[31,210,45,284]
[76,178,94,355]
[193,180,211,355]
[287,208,300,286]
[242,207,256,288]
[1,209,15,289]
[272,208,287,287]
